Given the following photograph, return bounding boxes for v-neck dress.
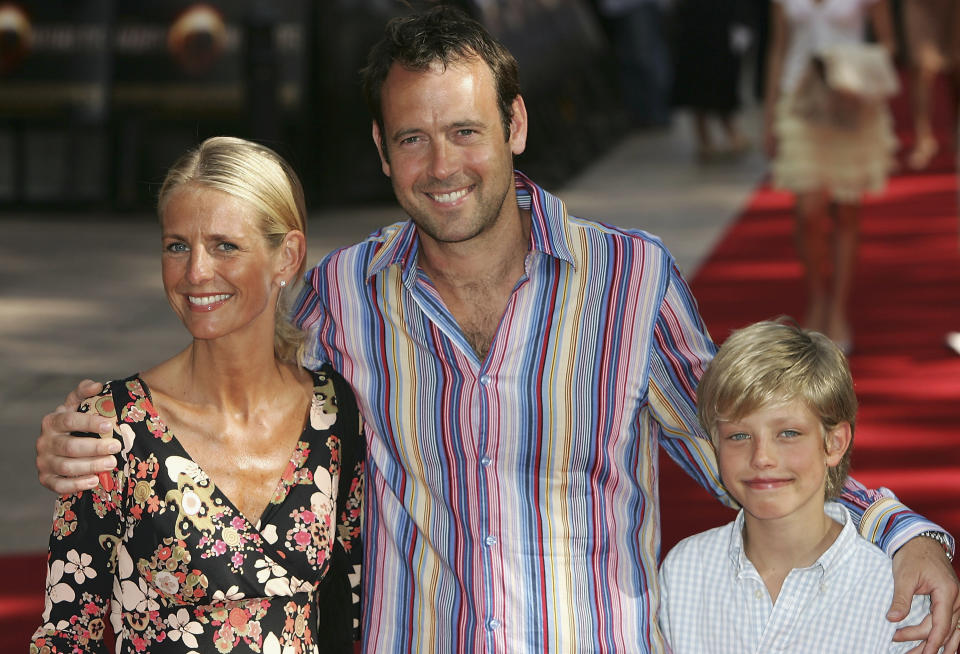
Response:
[31,365,363,653]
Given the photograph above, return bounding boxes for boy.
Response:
[659,319,933,653]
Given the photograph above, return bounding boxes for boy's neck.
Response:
[741,504,843,603]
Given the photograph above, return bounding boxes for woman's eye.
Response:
[165,242,187,253]
[217,242,239,252]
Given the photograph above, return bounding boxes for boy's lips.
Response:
[743,477,792,490]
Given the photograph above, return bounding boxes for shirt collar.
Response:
[727,502,858,579]
[364,170,578,283]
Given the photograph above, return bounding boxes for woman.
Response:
[763,0,897,352]
[30,137,363,653]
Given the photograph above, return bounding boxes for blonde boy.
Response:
[659,319,932,653]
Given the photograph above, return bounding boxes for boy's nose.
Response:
[750,439,776,468]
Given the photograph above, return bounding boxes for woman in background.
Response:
[763,0,896,353]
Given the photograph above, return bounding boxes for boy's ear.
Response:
[824,422,852,467]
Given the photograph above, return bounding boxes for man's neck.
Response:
[418,205,531,284]
[418,207,532,360]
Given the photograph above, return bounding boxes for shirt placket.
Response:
[475,366,503,650]
[408,270,505,650]
[757,568,820,652]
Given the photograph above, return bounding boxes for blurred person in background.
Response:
[593,0,673,128]
[902,0,960,170]
[30,137,363,653]
[764,0,898,353]
[671,0,754,161]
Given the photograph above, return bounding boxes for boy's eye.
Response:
[780,429,800,439]
[727,432,750,441]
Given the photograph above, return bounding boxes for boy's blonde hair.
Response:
[697,318,856,499]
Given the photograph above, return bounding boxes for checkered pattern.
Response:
[659,502,932,653]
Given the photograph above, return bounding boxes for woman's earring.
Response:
[275,279,287,312]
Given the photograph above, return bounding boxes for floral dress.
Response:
[31,365,363,653]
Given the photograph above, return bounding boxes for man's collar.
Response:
[365,170,578,282]
[514,170,576,267]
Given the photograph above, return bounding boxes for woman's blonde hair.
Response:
[157,136,307,364]
[697,318,857,499]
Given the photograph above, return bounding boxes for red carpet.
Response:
[660,75,960,575]
[1,553,46,648]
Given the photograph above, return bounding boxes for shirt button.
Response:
[480,456,492,467]
[484,535,498,546]
[479,374,491,385]
[754,590,762,600]
[487,618,501,631]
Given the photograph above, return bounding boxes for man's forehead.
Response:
[380,57,496,115]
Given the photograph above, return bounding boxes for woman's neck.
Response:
[145,330,299,417]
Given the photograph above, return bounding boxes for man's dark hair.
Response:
[361,5,521,146]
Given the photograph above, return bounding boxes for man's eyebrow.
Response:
[391,119,486,141]
[449,119,483,129]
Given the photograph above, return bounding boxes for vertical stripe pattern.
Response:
[292,172,947,653]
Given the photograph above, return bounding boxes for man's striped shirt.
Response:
[293,171,944,653]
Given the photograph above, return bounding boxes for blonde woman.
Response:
[31,137,363,653]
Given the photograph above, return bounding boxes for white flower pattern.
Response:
[63,549,97,584]
[30,370,363,652]
[166,607,204,648]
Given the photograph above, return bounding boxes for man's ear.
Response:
[372,120,391,177]
[825,421,852,467]
[507,95,528,156]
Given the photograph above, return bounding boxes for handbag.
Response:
[820,42,899,100]
[790,43,898,130]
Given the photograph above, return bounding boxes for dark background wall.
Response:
[0,0,627,211]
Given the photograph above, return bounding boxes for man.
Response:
[36,7,960,653]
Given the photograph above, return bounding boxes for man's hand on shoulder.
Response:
[36,380,120,494]
[889,534,960,654]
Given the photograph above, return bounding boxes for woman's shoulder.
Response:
[308,365,355,409]
[308,363,346,385]
[78,374,146,421]
[306,364,361,440]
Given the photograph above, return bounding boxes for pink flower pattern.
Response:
[31,368,363,653]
